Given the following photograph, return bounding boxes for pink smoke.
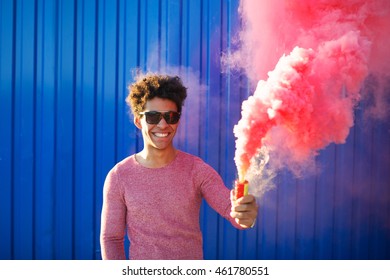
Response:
[232,0,390,180]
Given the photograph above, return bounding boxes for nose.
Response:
[156,116,169,128]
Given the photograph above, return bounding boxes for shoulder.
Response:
[177,151,212,170]
[176,150,220,180]
[103,155,138,193]
[104,155,138,185]
[110,155,137,174]
[177,150,200,162]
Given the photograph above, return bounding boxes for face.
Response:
[134,97,180,152]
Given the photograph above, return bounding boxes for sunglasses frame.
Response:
[139,110,181,125]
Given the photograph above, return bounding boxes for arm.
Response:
[100,168,127,260]
[196,161,258,229]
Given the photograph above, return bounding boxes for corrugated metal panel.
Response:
[0,0,389,260]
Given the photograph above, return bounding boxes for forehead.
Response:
[144,97,178,112]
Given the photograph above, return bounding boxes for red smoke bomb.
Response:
[234,180,249,199]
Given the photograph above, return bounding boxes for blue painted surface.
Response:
[0,0,389,260]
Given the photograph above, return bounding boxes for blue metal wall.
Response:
[0,0,389,260]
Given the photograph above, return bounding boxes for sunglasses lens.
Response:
[163,112,180,124]
[145,112,162,124]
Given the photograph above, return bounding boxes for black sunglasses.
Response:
[139,111,181,124]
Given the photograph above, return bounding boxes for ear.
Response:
[134,115,142,129]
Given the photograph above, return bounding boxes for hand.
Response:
[230,191,258,229]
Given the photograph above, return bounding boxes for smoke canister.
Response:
[235,180,249,199]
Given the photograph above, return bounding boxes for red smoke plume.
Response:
[232,0,390,181]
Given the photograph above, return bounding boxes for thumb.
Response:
[230,189,236,203]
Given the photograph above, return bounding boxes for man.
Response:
[100,74,258,260]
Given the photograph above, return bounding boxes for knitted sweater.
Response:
[100,150,241,260]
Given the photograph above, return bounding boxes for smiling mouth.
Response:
[153,132,170,138]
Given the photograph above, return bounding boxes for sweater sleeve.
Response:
[194,160,244,230]
[100,167,127,259]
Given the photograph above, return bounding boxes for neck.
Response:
[136,146,178,168]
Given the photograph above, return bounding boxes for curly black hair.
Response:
[126,73,187,115]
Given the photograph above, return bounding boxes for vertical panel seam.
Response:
[93,0,99,260]
[331,146,338,259]
[350,121,357,259]
[53,0,59,259]
[115,0,120,163]
[313,164,319,259]
[157,0,161,71]
[218,0,225,260]
[10,0,17,260]
[32,0,38,260]
[71,0,78,260]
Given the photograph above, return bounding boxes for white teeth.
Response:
[154,133,169,138]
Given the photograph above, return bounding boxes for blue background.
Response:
[0,0,389,259]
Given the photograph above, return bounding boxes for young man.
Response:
[100,74,258,260]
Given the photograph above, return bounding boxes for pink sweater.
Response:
[100,150,242,260]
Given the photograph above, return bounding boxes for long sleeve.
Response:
[100,168,127,259]
[194,159,244,230]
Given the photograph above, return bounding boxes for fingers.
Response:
[230,190,256,204]
[231,211,257,221]
[230,206,257,219]
[230,193,258,228]
[231,194,257,210]
[232,202,256,213]
[234,218,255,228]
